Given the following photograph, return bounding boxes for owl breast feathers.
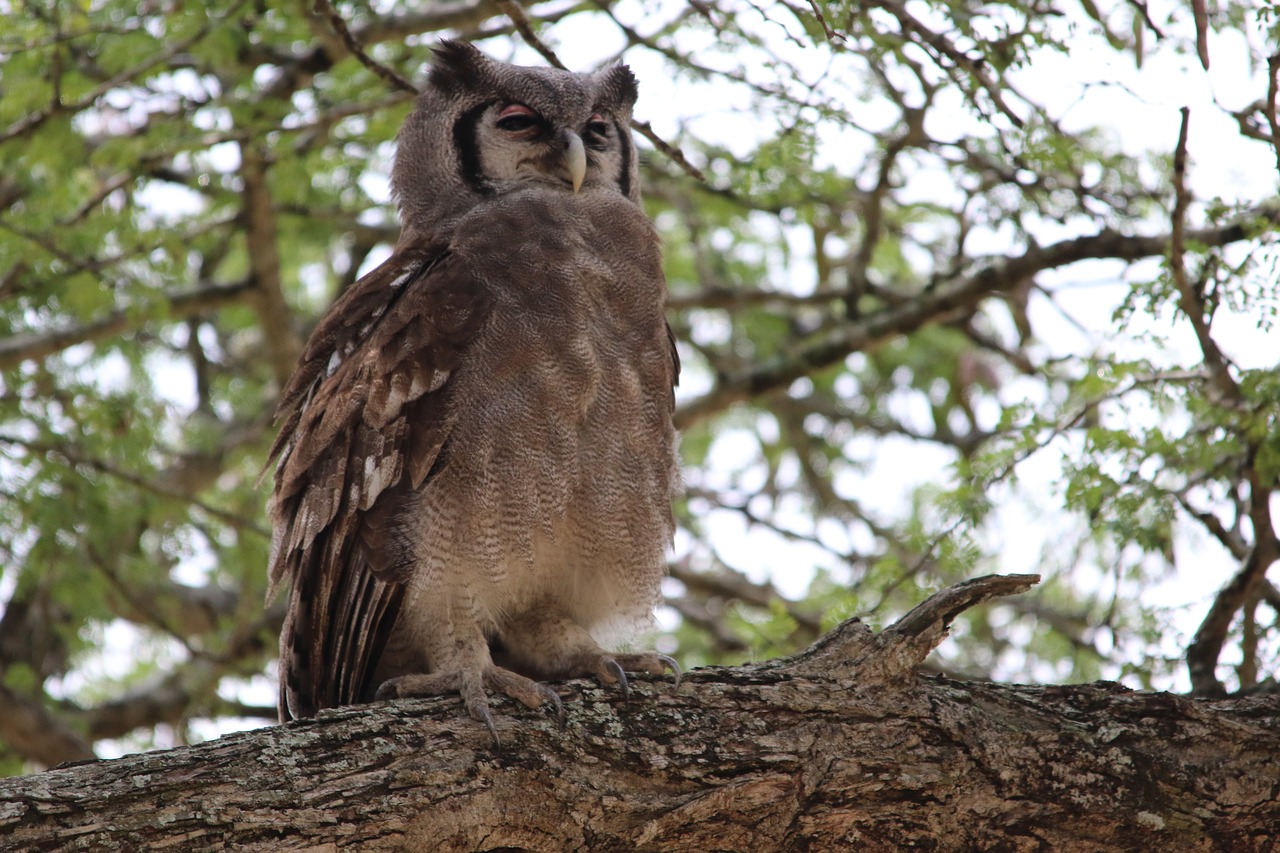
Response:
[266,41,680,732]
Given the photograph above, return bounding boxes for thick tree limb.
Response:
[2,574,1276,851]
[77,656,276,744]
[1187,463,1280,696]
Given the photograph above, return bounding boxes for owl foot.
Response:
[496,615,682,700]
[375,665,564,745]
[582,652,682,700]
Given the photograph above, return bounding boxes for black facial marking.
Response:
[454,102,494,194]
[614,119,632,197]
[584,119,610,151]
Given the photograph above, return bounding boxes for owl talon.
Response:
[538,684,566,726]
[466,696,500,746]
[657,654,682,690]
[376,664,564,744]
[601,658,630,700]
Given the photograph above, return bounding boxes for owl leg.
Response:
[495,612,681,700]
[374,625,563,743]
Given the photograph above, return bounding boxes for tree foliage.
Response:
[1,0,1277,773]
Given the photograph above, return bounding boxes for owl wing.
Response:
[266,241,492,721]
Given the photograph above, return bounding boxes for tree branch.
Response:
[0,280,253,371]
[1267,54,1280,179]
[0,0,251,144]
[238,142,303,387]
[1187,461,1280,696]
[674,208,1280,428]
[311,0,418,93]
[1169,108,1240,408]
[2,577,1277,850]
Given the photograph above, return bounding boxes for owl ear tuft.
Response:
[429,40,492,95]
[597,64,639,109]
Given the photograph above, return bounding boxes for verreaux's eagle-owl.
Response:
[266,41,680,734]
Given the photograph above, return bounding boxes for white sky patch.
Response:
[357,244,394,279]
[134,182,207,222]
[360,170,393,206]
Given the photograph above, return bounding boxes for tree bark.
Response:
[2,575,1276,852]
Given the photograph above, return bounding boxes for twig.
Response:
[785,573,1041,680]
[887,573,1041,641]
[1170,107,1191,298]
[631,120,705,182]
[1169,107,1240,406]
[0,0,252,143]
[1192,0,1210,70]
[804,0,843,43]
[1266,54,1280,180]
[494,0,567,68]
[312,0,419,94]
[1124,0,1164,38]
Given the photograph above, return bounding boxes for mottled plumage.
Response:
[267,41,680,730]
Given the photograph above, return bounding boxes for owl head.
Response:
[392,40,642,242]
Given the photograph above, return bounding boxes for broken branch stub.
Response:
[783,573,1042,684]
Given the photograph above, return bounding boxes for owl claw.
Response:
[538,683,566,727]
[656,653,682,691]
[587,652,681,698]
[601,658,630,700]
[467,679,562,742]
[376,664,563,743]
[466,695,501,747]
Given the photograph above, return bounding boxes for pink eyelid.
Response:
[498,104,537,119]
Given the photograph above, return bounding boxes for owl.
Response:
[266,41,681,735]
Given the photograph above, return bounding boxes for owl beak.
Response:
[563,130,586,193]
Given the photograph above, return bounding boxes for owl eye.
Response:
[583,114,610,150]
[496,104,543,135]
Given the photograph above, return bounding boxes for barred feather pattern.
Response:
[266,242,492,720]
[367,190,680,689]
